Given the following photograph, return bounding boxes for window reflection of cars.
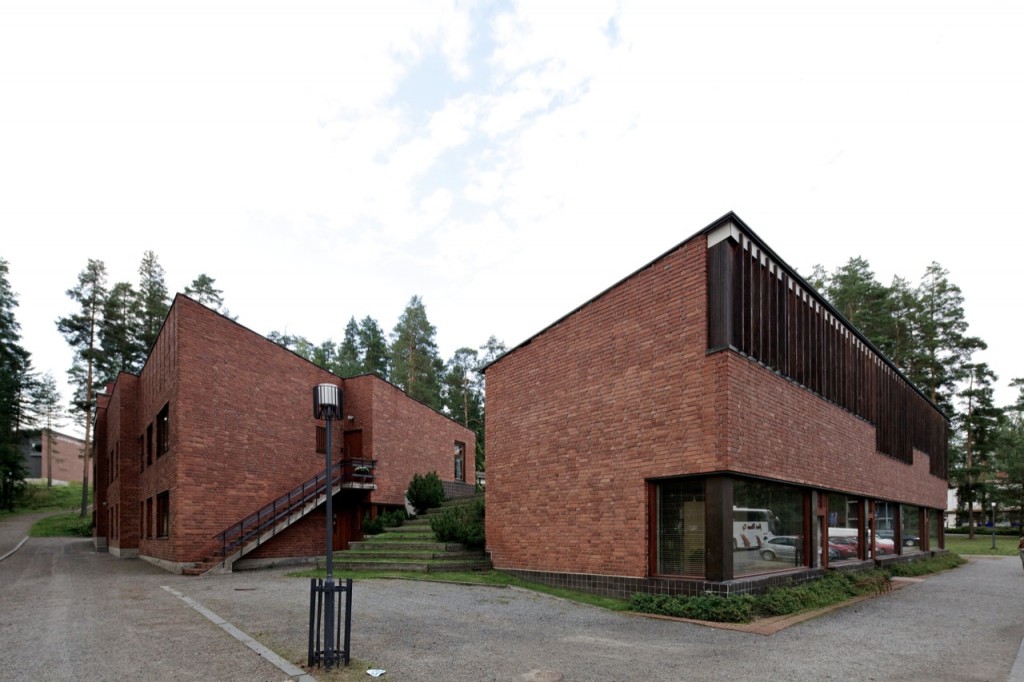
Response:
[761,536,804,561]
[828,538,858,559]
[878,530,919,547]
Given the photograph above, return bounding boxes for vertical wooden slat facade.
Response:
[707,232,948,480]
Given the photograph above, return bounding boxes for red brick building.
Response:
[93,295,474,574]
[21,429,88,486]
[484,213,948,597]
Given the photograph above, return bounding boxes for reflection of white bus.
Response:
[733,507,777,550]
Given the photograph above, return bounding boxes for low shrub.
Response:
[362,514,385,535]
[430,498,485,549]
[407,472,445,514]
[362,509,407,535]
[629,592,756,623]
[381,509,407,528]
[628,565,956,624]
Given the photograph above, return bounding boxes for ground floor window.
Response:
[655,479,705,576]
[156,490,170,538]
[651,474,942,582]
[733,478,805,576]
[930,509,942,551]
[827,493,862,562]
[900,504,922,553]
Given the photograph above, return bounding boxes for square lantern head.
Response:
[313,383,342,420]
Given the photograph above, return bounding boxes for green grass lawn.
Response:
[30,512,93,537]
[944,533,1022,556]
[288,567,630,611]
[0,481,85,520]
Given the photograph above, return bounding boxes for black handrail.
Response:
[215,458,377,563]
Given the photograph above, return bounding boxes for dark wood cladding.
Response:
[707,235,947,479]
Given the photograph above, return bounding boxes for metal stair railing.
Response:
[213,458,377,566]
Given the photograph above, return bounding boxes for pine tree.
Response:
[390,296,442,408]
[335,317,362,377]
[137,251,170,352]
[100,281,145,380]
[910,262,986,414]
[56,259,108,517]
[358,316,390,379]
[184,273,234,319]
[955,362,1001,538]
[0,258,31,510]
[442,347,485,471]
[993,379,1024,528]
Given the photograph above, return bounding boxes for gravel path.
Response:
[2,532,1023,682]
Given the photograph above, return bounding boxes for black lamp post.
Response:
[992,501,997,550]
[310,383,350,669]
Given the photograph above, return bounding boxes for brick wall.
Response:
[724,354,947,509]
[486,234,947,581]
[99,374,141,554]
[356,375,476,507]
[99,294,476,566]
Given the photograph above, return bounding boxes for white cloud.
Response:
[2,0,1024,425]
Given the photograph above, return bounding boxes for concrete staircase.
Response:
[321,496,491,573]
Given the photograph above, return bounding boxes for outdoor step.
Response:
[320,558,493,572]
[182,562,218,576]
[386,524,436,535]
[348,541,462,552]
[335,549,486,561]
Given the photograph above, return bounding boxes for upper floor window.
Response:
[156,404,169,458]
[454,442,466,482]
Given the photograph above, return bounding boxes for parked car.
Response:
[876,529,919,547]
[760,535,804,562]
[828,538,858,559]
[874,536,896,555]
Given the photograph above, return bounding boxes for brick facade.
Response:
[94,295,474,572]
[484,213,948,591]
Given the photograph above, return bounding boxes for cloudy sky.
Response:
[2,0,1023,431]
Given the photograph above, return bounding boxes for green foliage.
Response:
[629,560,964,623]
[184,273,234,319]
[1,258,32,511]
[407,471,445,514]
[390,296,443,409]
[136,250,170,352]
[362,508,408,535]
[99,281,145,379]
[30,512,93,537]
[362,514,384,535]
[430,498,485,549]
[629,592,756,623]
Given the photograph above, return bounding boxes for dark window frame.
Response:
[156,490,170,538]
[156,404,169,458]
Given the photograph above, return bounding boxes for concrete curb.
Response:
[0,536,28,562]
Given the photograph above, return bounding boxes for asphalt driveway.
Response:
[2,530,1024,681]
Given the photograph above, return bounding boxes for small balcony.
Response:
[340,458,377,490]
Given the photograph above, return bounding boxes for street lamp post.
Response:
[992,502,997,550]
[310,383,351,669]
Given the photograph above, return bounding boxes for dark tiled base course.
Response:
[503,567,825,600]
[504,550,949,600]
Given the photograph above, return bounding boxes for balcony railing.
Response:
[340,458,376,486]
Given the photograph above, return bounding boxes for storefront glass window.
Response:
[734,479,805,576]
[656,479,705,576]
[827,494,861,562]
[900,504,922,554]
